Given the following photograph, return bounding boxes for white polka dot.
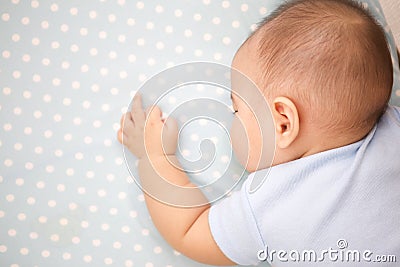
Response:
[165,25,173,34]
[57,184,66,192]
[2,50,11,59]
[0,245,7,253]
[42,58,51,66]
[60,24,69,32]
[11,33,20,42]
[184,29,192,37]
[50,3,59,12]
[232,20,240,28]
[175,45,183,54]
[37,147,48,157]
[127,18,135,26]
[117,192,127,200]
[15,178,24,186]
[101,223,110,231]
[12,70,21,79]
[124,260,133,267]
[89,10,97,19]
[38,216,48,223]
[222,1,230,8]
[81,220,89,228]
[121,225,130,233]
[108,51,117,59]
[396,89,400,97]
[36,181,45,189]
[137,38,145,46]
[104,258,113,265]
[33,74,41,82]
[113,242,122,249]
[70,44,79,53]
[41,20,49,29]
[43,94,51,102]
[41,250,50,258]
[259,6,268,15]
[109,208,118,215]
[174,9,183,17]
[50,234,59,242]
[193,13,202,21]
[52,78,61,86]
[27,197,36,205]
[70,7,78,15]
[1,123,10,133]
[142,228,149,236]
[4,159,13,167]
[17,213,26,221]
[71,237,80,244]
[59,218,68,226]
[68,203,77,211]
[73,117,82,125]
[134,244,142,251]
[6,194,14,202]
[97,189,107,197]
[25,162,34,170]
[20,247,29,255]
[54,149,63,157]
[81,64,89,72]
[63,252,71,260]
[48,200,57,207]
[222,37,231,45]
[83,255,92,263]
[154,246,162,254]
[106,173,115,182]
[212,17,221,25]
[21,17,30,25]
[194,49,203,57]
[80,27,88,36]
[93,120,102,128]
[44,130,53,138]
[128,54,137,62]
[89,205,97,212]
[108,14,116,23]
[24,127,32,135]
[1,13,10,22]
[51,41,60,49]
[136,2,144,9]
[77,187,86,194]
[203,33,212,41]
[98,31,107,39]
[145,262,154,267]
[29,232,38,239]
[8,228,17,236]
[155,4,164,13]
[92,239,101,247]
[53,114,62,122]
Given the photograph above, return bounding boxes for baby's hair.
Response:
[252,0,393,135]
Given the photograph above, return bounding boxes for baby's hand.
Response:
[117,94,178,159]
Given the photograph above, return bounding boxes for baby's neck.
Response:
[273,127,371,167]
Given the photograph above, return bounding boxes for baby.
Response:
[118,0,400,266]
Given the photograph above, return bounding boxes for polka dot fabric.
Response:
[0,1,398,267]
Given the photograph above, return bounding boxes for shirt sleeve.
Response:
[208,178,266,266]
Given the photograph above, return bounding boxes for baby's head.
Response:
[230,0,393,171]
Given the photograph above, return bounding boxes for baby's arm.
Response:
[118,95,235,266]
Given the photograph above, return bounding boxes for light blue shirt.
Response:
[209,105,400,266]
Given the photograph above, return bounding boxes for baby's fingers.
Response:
[145,105,163,124]
[131,94,145,125]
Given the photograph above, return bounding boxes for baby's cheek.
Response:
[230,117,250,168]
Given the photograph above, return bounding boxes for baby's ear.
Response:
[272,97,300,149]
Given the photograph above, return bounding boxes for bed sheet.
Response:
[1,1,399,267]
